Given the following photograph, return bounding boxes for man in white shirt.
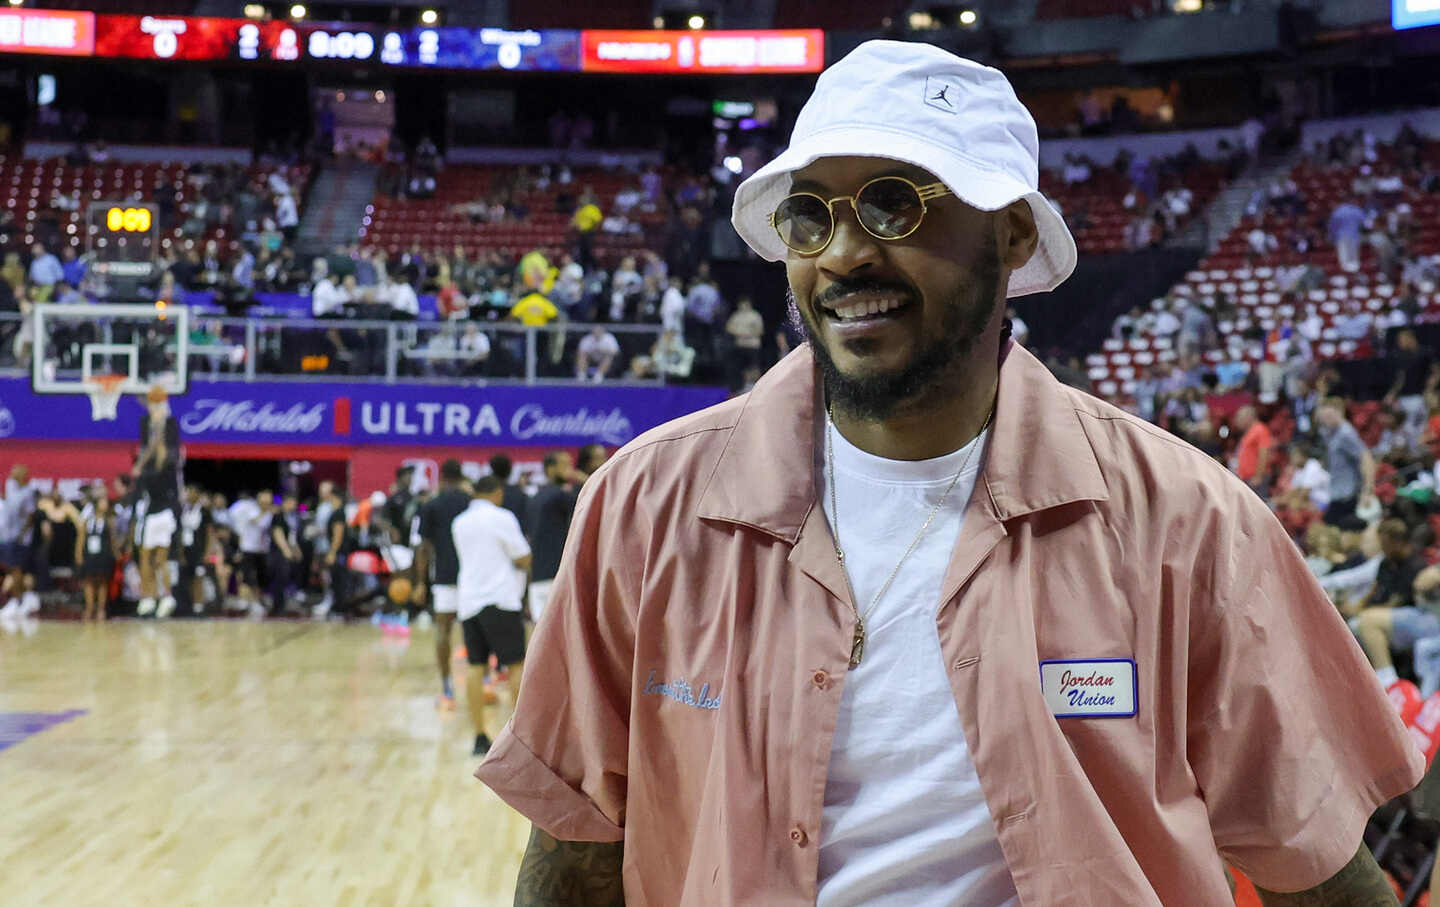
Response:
[311,275,349,318]
[227,490,272,616]
[576,325,621,382]
[379,275,418,318]
[0,465,37,587]
[453,475,531,756]
[659,275,687,337]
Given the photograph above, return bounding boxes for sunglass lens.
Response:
[856,178,926,239]
[773,195,832,254]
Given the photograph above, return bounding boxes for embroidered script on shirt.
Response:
[642,670,722,710]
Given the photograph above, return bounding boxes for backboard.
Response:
[31,303,189,398]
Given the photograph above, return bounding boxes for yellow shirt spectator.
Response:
[511,292,559,326]
[572,202,602,233]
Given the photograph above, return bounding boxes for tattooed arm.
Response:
[514,825,625,907]
[1255,844,1398,906]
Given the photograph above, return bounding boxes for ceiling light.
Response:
[243,3,265,18]
[419,8,439,25]
[958,9,978,25]
[289,4,306,19]
[908,11,934,29]
[687,14,706,30]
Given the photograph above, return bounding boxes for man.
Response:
[415,459,472,708]
[28,242,62,300]
[0,465,36,596]
[725,296,765,381]
[317,484,350,618]
[575,325,620,383]
[1329,198,1366,273]
[311,272,349,318]
[1350,519,1428,688]
[477,42,1421,905]
[266,495,302,614]
[228,489,272,618]
[1231,405,1273,492]
[1318,397,1376,527]
[133,388,181,618]
[526,451,582,624]
[659,275,687,338]
[453,475,531,756]
[1385,328,1433,436]
[575,442,608,481]
[488,455,531,538]
[685,261,725,358]
[177,485,215,616]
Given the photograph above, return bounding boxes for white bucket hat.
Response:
[731,40,1077,298]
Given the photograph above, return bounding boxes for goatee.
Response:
[794,250,1002,421]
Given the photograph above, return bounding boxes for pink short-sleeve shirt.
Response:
[476,341,1423,906]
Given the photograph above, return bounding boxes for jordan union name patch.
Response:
[1040,658,1138,719]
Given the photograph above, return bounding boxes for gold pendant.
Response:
[849,619,865,669]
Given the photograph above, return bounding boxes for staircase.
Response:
[1171,148,1304,253]
[296,160,379,256]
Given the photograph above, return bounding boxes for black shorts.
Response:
[462,606,526,667]
[240,552,266,589]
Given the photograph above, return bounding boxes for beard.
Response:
[794,246,1003,422]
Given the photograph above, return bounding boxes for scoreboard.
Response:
[0,10,824,74]
[86,202,158,281]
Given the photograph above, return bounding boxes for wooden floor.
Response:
[0,619,530,907]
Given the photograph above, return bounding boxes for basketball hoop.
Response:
[85,374,127,421]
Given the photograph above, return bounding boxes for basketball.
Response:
[387,577,413,605]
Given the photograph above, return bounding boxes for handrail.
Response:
[0,309,681,387]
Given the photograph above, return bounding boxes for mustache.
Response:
[812,277,917,309]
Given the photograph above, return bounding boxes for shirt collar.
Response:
[697,340,1109,540]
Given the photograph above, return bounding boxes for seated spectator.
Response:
[651,329,695,380]
[311,273,349,318]
[1349,518,1429,689]
[436,281,467,321]
[378,275,418,319]
[575,325,619,382]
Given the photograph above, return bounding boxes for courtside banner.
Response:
[0,377,727,447]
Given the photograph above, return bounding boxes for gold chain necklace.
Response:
[826,407,993,669]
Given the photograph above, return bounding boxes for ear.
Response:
[1000,200,1039,272]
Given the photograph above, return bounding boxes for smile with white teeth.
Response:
[828,296,909,321]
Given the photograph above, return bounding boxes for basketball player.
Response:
[414,459,472,708]
[478,42,1421,905]
[452,474,529,756]
[133,386,181,618]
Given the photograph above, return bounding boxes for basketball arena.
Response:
[4,1,1440,904]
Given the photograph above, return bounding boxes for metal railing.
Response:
[0,310,679,387]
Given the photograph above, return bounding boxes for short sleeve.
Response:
[498,511,531,560]
[475,471,636,842]
[1187,492,1424,892]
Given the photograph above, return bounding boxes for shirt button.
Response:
[812,670,829,688]
[790,825,808,846]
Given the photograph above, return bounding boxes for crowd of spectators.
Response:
[1084,127,1440,700]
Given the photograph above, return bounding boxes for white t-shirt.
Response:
[452,498,531,620]
[228,498,270,554]
[578,331,620,361]
[311,279,350,317]
[660,286,687,335]
[816,420,1018,907]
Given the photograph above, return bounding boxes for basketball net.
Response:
[86,375,127,421]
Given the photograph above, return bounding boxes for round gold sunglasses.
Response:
[768,175,952,255]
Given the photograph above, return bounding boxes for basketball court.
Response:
[0,621,528,907]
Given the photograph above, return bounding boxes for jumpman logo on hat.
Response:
[923,76,958,113]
